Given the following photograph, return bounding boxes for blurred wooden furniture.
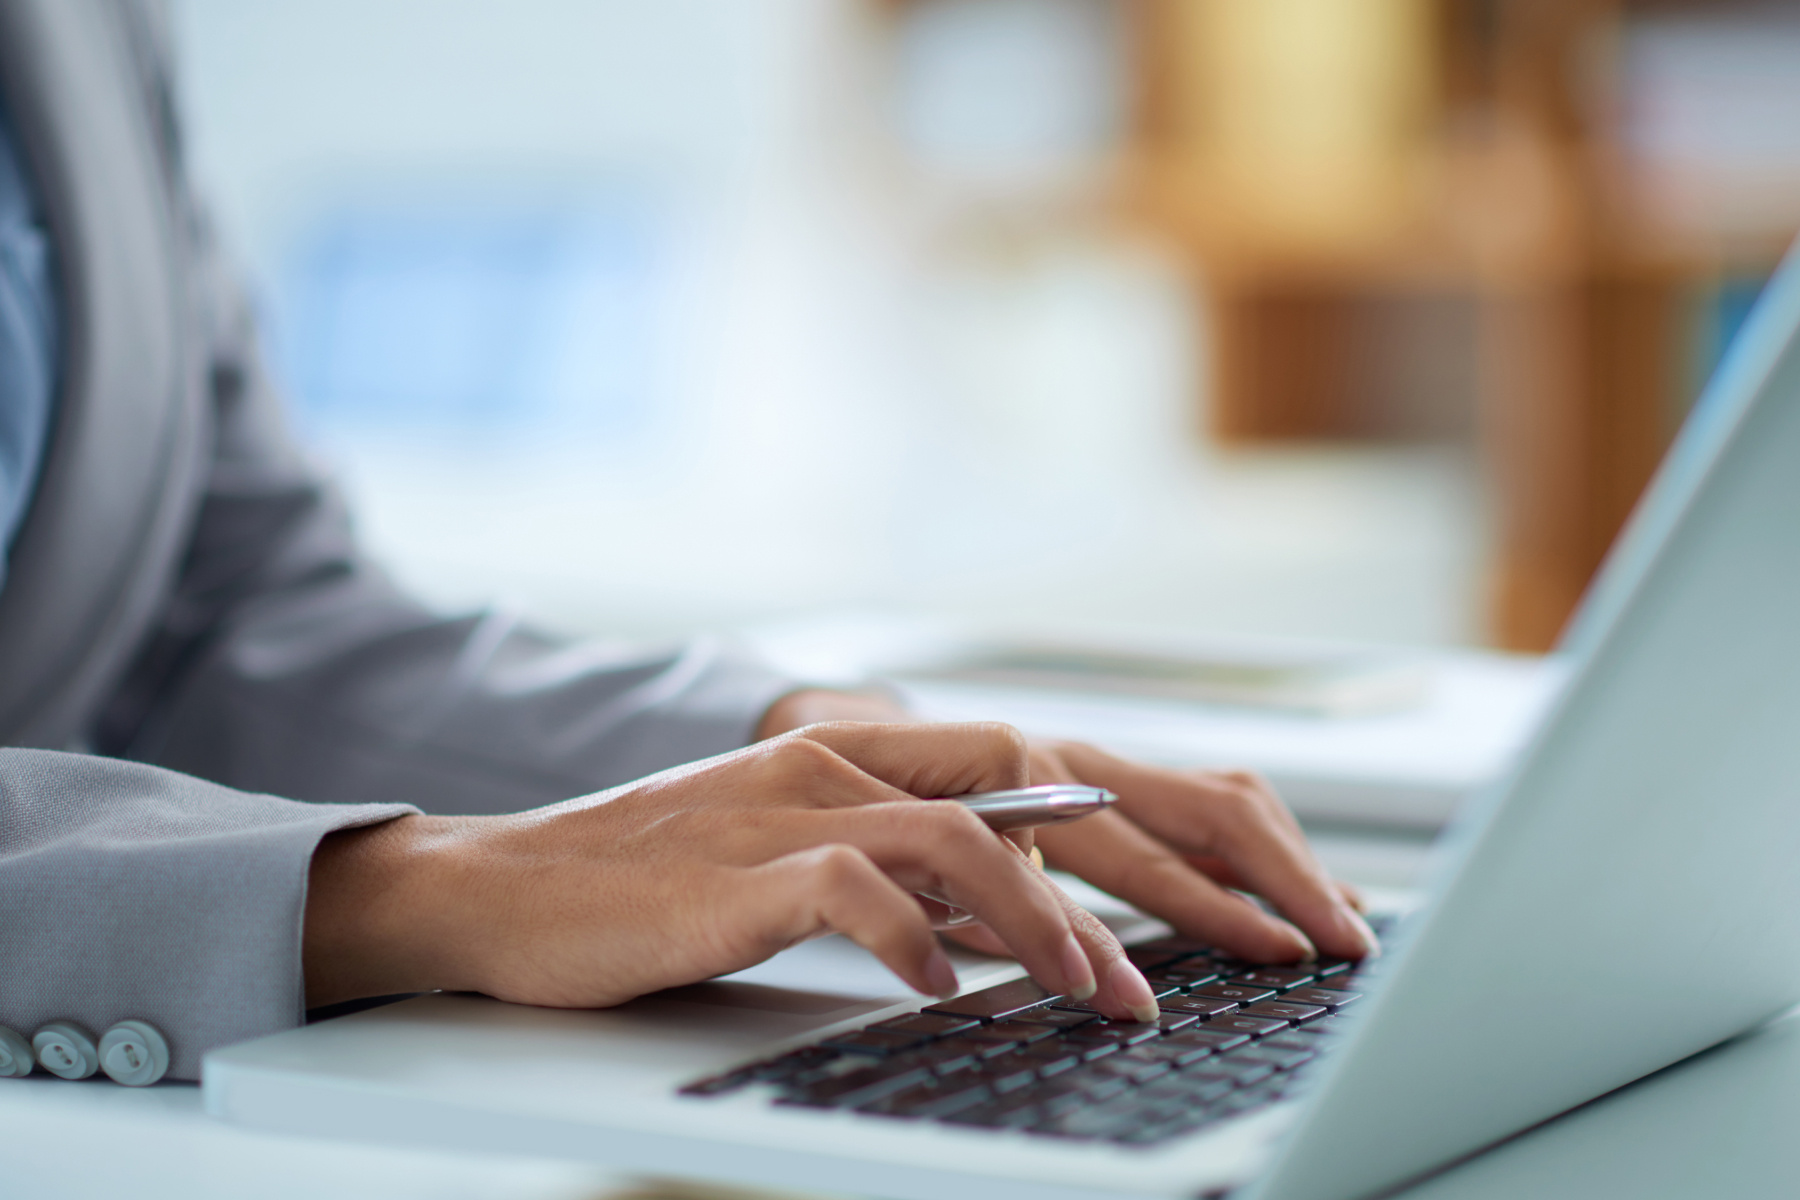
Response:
[1125,0,1796,650]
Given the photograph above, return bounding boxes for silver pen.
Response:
[945,784,1117,831]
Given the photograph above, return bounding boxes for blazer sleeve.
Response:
[92,208,800,815]
[0,747,415,1080]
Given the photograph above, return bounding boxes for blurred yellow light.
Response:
[1173,0,1435,250]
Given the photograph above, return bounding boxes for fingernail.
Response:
[924,948,960,999]
[1282,922,1318,963]
[1343,907,1382,959]
[1059,934,1097,1001]
[1108,958,1160,1023]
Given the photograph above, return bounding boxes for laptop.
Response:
[204,240,1800,1200]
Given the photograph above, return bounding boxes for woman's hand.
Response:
[303,721,1162,1021]
[1025,742,1377,962]
[757,690,1378,965]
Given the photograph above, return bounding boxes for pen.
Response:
[943,784,1118,831]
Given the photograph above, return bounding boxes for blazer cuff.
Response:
[0,748,416,1081]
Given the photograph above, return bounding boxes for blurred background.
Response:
[172,0,1800,655]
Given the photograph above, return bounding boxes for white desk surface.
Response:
[9,1005,1795,1200]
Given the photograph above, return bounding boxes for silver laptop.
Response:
[204,240,1800,1200]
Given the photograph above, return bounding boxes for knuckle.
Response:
[980,722,1032,775]
[767,734,840,781]
[1217,785,1262,822]
[923,802,990,848]
[810,842,874,888]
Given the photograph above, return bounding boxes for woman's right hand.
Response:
[303,721,1162,1022]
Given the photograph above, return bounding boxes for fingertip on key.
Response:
[1059,934,1098,1001]
[1107,958,1161,1023]
[1351,909,1383,959]
[924,948,961,999]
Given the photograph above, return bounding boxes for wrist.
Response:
[303,814,479,1008]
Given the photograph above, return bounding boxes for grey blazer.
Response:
[0,0,795,1080]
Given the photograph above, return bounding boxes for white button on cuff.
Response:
[33,1021,99,1080]
[99,1020,170,1086]
[0,1025,33,1077]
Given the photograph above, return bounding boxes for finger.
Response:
[933,851,1161,1024]
[1022,846,1160,1023]
[737,845,960,999]
[1055,746,1377,960]
[1037,809,1319,963]
[940,923,1012,957]
[806,801,1098,1001]
[1178,855,1371,927]
[795,720,1031,800]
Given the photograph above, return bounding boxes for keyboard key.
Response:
[941,1093,1042,1128]
[1047,1001,1107,1016]
[783,1061,932,1108]
[1147,966,1223,989]
[1116,1039,1198,1064]
[1052,985,1182,1015]
[925,978,1061,1022]
[1233,968,1314,991]
[980,1059,1042,1094]
[821,1029,923,1055]
[1261,1031,1328,1053]
[912,1040,984,1074]
[1205,1015,1290,1038]
[1189,1059,1274,1086]
[1013,1042,1082,1075]
[748,1046,839,1081]
[1063,1069,1132,1102]
[1227,1046,1315,1072]
[1126,935,1218,962]
[1085,1055,1171,1085]
[1308,960,1354,979]
[1160,996,1239,1019]
[1175,1077,1238,1104]
[1192,983,1277,1005]
[1159,1040,1222,1067]
[870,1077,994,1118]
[1163,1027,1252,1054]
[1283,987,1361,1010]
[1029,1077,1100,1116]
[1138,1077,1198,1103]
[1064,1022,1161,1048]
[1008,1007,1096,1031]
[869,1012,980,1039]
[960,1023,1055,1050]
[1149,1010,1201,1033]
[927,1035,1016,1063]
[1240,1001,1327,1024]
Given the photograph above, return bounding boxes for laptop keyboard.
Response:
[679,926,1385,1148]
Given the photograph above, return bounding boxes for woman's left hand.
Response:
[756,690,1379,965]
